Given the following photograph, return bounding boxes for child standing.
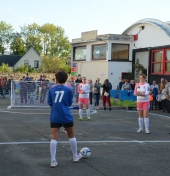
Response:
[48,71,82,168]
[149,91,153,111]
[156,90,162,111]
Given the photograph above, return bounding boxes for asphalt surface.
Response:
[0,96,170,176]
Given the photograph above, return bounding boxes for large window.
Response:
[92,44,106,60]
[151,49,170,74]
[34,60,39,68]
[24,60,29,66]
[111,44,129,60]
[73,46,86,61]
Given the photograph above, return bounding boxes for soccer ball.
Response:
[80,147,91,158]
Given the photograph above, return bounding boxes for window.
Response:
[34,60,39,68]
[151,49,170,74]
[92,44,106,60]
[165,50,170,73]
[111,44,129,60]
[24,60,29,66]
[73,46,86,61]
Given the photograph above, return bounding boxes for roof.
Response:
[0,55,22,67]
[122,18,170,38]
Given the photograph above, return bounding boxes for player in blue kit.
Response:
[48,71,82,168]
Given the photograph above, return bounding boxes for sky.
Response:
[1,0,170,41]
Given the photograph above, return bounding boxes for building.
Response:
[0,47,42,70]
[70,18,170,89]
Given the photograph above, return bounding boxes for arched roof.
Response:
[122,18,170,38]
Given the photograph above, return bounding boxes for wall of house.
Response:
[77,60,108,84]
[125,23,170,48]
[108,61,132,89]
[14,48,42,69]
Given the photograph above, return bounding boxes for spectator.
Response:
[93,78,102,110]
[164,78,170,113]
[40,76,48,105]
[35,75,43,100]
[2,77,7,98]
[148,91,153,111]
[0,76,3,96]
[75,74,82,83]
[87,79,93,111]
[25,73,31,81]
[130,80,135,90]
[19,76,28,105]
[27,77,36,105]
[121,79,132,90]
[119,79,125,90]
[102,79,111,111]
[150,81,159,110]
[158,78,165,93]
[156,90,162,111]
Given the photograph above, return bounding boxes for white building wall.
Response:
[14,47,42,69]
[125,23,170,48]
[77,61,108,84]
[108,62,132,89]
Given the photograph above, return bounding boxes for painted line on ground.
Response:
[127,110,170,118]
[1,140,170,145]
[0,109,97,115]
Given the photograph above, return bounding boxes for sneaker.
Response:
[73,153,82,162]
[79,117,83,121]
[50,161,58,168]
[137,129,143,133]
[87,117,90,121]
[145,129,150,134]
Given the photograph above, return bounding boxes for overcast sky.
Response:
[1,0,170,41]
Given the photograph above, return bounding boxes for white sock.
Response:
[86,109,90,117]
[69,137,77,158]
[79,109,83,118]
[50,139,57,162]
[138,118,144,130]
[144,118,149,130]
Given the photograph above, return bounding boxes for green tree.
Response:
[39,24,71,57]
[0,63,9,72]
[41,55,70,73]
[20,23,42,54]
[0,21,14,55]
[10,32,25,55]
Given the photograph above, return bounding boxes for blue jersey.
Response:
[48,85,73,124]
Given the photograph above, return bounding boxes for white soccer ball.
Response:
[80,147,91,158]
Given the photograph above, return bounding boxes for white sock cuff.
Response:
[69,137,76,142]
[51,139,57,144]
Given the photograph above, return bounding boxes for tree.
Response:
[0,63,9,72]
[41,55,71,73]
[133,59,145,79]
[39,23,71,57]
[10,32,25,55]
[0,21,14,55]
[20,23,42,54]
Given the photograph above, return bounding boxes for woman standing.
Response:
[93,78,102,110]
[134,73,150,134]
[102,79,111,111]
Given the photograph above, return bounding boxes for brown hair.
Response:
[139,73,146,79]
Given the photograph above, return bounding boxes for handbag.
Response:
[104,92,109,96]
[161,94,166,100]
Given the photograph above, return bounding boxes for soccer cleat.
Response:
[79,117,83,121]
[87,117,91,121]
[137,129,143,133]
[50,161,58,168]
[145,129,150,134]
[73,153,82,162]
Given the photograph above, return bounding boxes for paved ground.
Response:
[0,96,170,176]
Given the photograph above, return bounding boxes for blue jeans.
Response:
[29,92,34,104]
[94,93,100,106]
[2,88,6,98]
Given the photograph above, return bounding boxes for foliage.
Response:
[41,55,71,73]
[0,21,14,54]
[14,65,37,73]
[0,63,9,72]
[133,59,145,78]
